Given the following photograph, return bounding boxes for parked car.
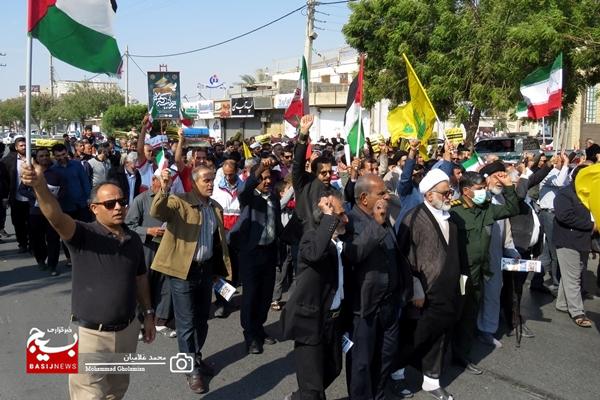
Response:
[474,134,542,162]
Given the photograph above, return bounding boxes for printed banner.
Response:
[197,100,214,119]
[445,127,465,145]
[147,72,181,119]
[501,258,542,273]
[231,97,255,118]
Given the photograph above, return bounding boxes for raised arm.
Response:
[21,163,76,241]
[292,115,314,193]
[174,127,186,172]
[137,115,149,165]
[489,173,519,221]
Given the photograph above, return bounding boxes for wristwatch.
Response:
[143,308,155,317]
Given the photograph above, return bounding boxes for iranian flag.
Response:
[516,101,528,119]
[28,0,122,75]
[344,53,366,156]
[520,54,563,119]
[180,108,194,127]
[462,152,484,172]
[284,56,309,129]
[153,148,168,177]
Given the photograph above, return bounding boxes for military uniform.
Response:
[449,186,519,362]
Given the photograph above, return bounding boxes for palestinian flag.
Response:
[28,0,122,75]
[284,56,309,129]
[462,152,483,172]
[180,108,194,127]
[153,148,168,177]
[520,53,563,119]
[344,53,366,156]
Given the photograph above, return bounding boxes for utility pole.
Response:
[125,46,129,106]
[49,54,54,98]
[304,0,316,81]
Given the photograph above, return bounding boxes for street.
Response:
[1,217,599,400]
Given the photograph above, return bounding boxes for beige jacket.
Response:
[150,190,232,280]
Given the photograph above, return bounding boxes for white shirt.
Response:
[424,200,450,244]
[538,166,569,210]
[525,196,541,248]
[330,239,345,310]
[125,169,136,205]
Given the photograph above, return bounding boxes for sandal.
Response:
[572,314,592,328]
[156,326,177,338]
[271,301,282,311]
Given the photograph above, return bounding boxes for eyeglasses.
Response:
[93,198,128,210]
[431,189,454,198]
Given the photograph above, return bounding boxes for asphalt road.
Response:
[1,218,599,400]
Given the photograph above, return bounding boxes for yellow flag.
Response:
[388,53,438,150]
[242,142,253,159]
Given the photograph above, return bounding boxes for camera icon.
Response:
[169,353,194,374]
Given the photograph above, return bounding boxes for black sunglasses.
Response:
[93,198,128,210]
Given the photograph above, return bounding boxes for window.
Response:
[474,139,514,153]
[321,74,330,83]
[585,86,597,123]
[339,73,349,84]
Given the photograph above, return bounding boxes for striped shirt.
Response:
[194,202,217,262]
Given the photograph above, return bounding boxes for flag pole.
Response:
[356,106,362,158]
[557,108,563,149]
[25,34,33,164]
[541,117,545,151]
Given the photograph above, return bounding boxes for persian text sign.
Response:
[148,72,181,119]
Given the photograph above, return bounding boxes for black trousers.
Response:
[29,213,60,268]
[10,200,29,248]
[500,270,528,332]
[214,245,240,307]
[451,280,482,362]
[396,313,448,379]
[346,299,400,400]
[292,316,343,400]
[239,244,277,344]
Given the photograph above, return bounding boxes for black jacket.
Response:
[228,171,282,252]
[343,206,411,318]
[1,151,23,203]
[107,165,141,203]
[292,140,328,232]
[281,214,342,345]
[0,161,8,200]
[553,184,594,253]
[510,165,552,256]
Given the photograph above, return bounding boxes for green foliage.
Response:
[102,104,147,134]
[343,0,600,145]
[55,82,124,126]
[0,97,25,129]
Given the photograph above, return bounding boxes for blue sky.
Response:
[0,0,352,103]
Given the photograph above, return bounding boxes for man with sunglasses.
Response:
[20,164,155,400]
[393,168,461,400]
[449,170,519,375]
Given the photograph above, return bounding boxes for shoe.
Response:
[247,340,263,354]
[213,304,230,319]
[478,333,502,349]
[197,358,215,376]
[507,324,535,338]
[0,229,10,237]
[271,301,282,311]
[425,387,454,400]
[390,379,414,398]
[64,259,72,268]
[37,262,48,271]
[453,358,483,375]
[49,268,59,277]
[263,336,277,345]
[155,325,177,338]
[187,374,208,394]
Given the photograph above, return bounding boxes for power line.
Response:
[129,4,307,58]
[317,0,357,5]
[128,55,147,77]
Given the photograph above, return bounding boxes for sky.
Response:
[0,0,353,103]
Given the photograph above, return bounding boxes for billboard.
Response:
[147,72,181,119]
[230,97,255,118]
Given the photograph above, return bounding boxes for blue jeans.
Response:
[169,260,213,375]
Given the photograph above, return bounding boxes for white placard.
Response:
[213,278,236,302]
[500,258,542,273]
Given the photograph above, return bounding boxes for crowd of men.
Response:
[2,114,599,400]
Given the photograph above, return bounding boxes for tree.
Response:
[343,0,600,146]
[0,97,25,130]
[102,104,147,135]
[54,82,124,127]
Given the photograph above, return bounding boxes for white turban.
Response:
[419,168,449,194]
